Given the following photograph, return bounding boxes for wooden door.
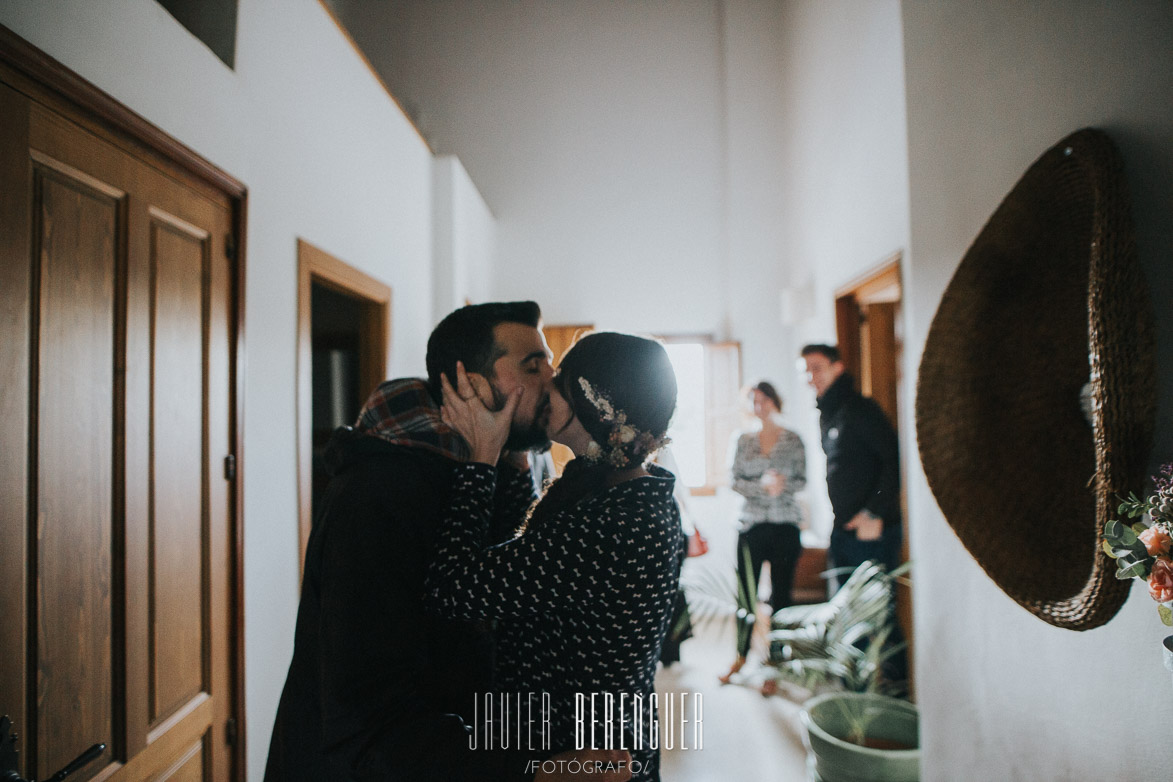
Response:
[0,72,237,782]
[859,301,899,426]
[834,255,912,691]
[541,324,593,474]
[297,239,391,576]
[834,261,901,428]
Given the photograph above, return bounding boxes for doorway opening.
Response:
[834,252,912,689]
[297,240,391,575]
[310,285,365,519]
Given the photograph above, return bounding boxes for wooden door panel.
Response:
[124,167,231,782]
[541,324,592,475]
[0,72,236,782]
[149,215,209,728]
[863,301,899,426]
[0,80,31,759]
[32,156,121,780]
[109,697,212,782]
[156,737,210,782]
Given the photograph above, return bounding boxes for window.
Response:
[660,338,742,493]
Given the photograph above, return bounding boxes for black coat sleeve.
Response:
[489,460,537,542]
[854,398,902,526]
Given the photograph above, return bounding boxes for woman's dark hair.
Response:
[425,301,541,402]
[522,332,677,531]
[752,381,782,412]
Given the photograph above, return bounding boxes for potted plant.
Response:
[765,560,909,695]
[765,560,918,781]
[679,549,920,780]
[800,691,919,782]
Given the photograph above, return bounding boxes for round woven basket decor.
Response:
[915,128,1156,631]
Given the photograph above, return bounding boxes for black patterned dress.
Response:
[425,461,684,781]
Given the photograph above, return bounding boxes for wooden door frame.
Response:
[834,252,903,406]
[296,240,391,576]
[834,251,913,692]
[0,25,249,779]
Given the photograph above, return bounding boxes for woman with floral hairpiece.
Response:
[424,332,683,782]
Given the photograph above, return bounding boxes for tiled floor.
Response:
[649,490,822,780]
[655,612,812,781]
[654,579,813,781]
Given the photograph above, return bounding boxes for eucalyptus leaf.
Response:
[1160,604,1173,627]
[1120,526,1139,545]
[1117,561,1147,580]
[1103,540,1118,559]
[1106,520,1124,539]
[1126,541,1150,559]
[1132,523,1150,536]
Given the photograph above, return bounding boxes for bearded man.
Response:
[266,302,626,781]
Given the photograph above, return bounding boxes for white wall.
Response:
[333,0,912,537]
[433,155,498,319]
[333,0,731,337]
[902,1,1173,779]
[0,1,445,777]
[768,0,911,538]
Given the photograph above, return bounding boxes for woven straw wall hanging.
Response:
[916,128,1156,631]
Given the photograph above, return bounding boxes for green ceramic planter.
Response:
[800,692,920,782]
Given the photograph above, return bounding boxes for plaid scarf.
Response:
[354,378,469,462]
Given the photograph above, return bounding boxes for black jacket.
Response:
[264,428,522,781]
[816,373,901,530]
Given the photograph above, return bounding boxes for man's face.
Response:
[803,353,844,398]
[486,322,555,450]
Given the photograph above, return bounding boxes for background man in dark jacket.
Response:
[800,343,902,581]
[265,302,627,781]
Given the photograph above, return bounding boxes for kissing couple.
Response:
[267,301,684,782]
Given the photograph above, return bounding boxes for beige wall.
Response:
[903,1,1173,778]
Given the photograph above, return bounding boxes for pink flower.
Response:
[1147,558,1173,603]
[1140,527,1173,557]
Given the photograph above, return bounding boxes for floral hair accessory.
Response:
[577,376,670,468]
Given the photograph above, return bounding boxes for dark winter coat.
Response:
[263,428,528,781]
[816,373,902,530]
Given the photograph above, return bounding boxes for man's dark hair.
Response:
[800,343,842,363]
[425,301,541,401]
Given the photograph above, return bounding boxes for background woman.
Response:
[719,381,807,685]
[425,332,683,781]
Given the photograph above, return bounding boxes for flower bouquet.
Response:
[1103,463,1173,625]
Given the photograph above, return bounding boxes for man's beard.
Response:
[490,384,553,452]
